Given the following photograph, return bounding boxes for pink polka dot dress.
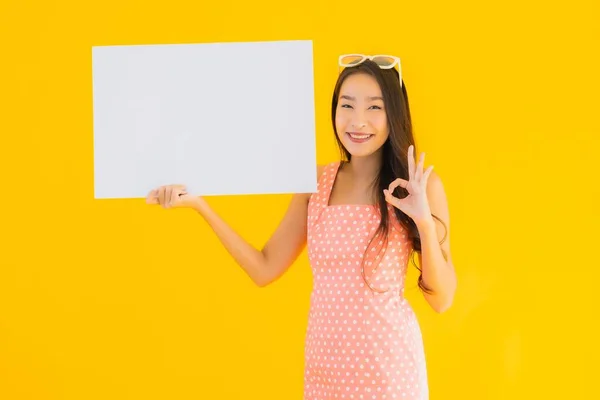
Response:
[304,161,429,400]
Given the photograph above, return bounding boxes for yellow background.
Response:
[1,0,599,398]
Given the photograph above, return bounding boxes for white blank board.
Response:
[92,40,317,199]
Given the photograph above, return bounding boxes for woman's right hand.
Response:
[146,184,205,211]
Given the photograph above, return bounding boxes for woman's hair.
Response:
[330,59,447,294]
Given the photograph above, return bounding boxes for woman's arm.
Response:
[148,165,325,287]
[195,191,310,287]
[417,171,457,312]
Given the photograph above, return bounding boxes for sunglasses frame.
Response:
[338,54,403,87]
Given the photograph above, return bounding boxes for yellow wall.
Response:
[1,0,599,398]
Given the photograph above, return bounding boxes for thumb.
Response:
[146,189,159,204]
[177,187,189,199]
[170,186,188,206]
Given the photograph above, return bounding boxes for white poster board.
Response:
[92,40,317,199]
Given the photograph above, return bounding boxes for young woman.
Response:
[147,54,457,400]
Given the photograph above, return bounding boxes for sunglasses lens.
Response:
[341,55,365,66]
[372,56,396,67]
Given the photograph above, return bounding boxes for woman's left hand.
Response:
[384,145,434,227]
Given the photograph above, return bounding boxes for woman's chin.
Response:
[342,141,381,158]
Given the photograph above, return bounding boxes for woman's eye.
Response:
[340,104,382,110]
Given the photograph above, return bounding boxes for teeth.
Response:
[349,133,371,139]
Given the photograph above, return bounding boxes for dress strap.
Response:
[319,161,341,207]
[308,161,341,229]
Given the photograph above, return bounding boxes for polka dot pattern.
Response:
[303,161,429,400]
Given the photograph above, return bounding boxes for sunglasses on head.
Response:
[338,54,403,87]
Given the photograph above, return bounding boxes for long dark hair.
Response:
[330,60,447,294]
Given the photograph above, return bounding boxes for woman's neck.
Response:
[344,154,382,183]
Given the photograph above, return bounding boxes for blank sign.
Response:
[92,40,317,199]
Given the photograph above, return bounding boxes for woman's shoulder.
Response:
[295,162,337,202]
[316,160,341,180]
[316,164,327,180]
[301,161,339,200]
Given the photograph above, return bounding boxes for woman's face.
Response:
[335,72,389,158]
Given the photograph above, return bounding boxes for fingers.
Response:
[165,186,173,207]
[169,186,187,206]
[407,145,430,186]
[383,187,403,210]
[388,178,408,194]
[423,165,434,185]
[384,178,408,208]
[146,189,159,204]
[168,187,178,206]
[407,145,415,181]
[416,151,425,181]
[157,186,165,206]
[148,185,187,208]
